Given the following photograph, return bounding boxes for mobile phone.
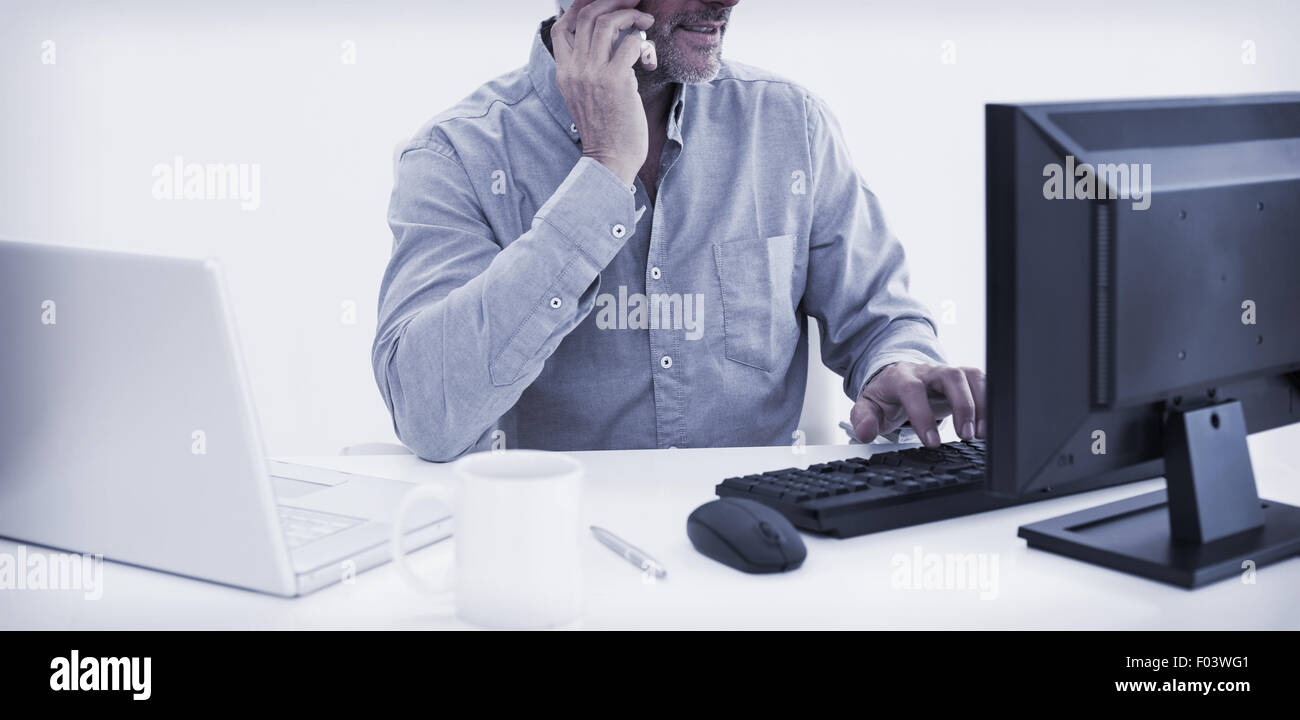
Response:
[557,0,655,66]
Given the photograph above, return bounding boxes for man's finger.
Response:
[963,367,987,439]
[572,0,641,60]
[850,398,884,443]
[552,1,589,51]
[896,378,940,447]
[552,17,574,67]
[598,10,654,64]
[922,365,976,441]
[552,5,574,48]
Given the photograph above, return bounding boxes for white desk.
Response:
[4,427,1300,630]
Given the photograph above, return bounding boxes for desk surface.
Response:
[4,428,1300,630]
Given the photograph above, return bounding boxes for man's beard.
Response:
[636,8,731,92]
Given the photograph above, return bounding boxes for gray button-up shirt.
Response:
[373,22,945,461]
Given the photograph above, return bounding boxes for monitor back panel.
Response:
[985,97,1300,498]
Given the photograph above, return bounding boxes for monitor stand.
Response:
[1018,400,1300,588]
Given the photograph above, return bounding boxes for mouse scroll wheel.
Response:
[758,521,783,544]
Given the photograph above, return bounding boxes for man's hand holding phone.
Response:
[552,0,657,187]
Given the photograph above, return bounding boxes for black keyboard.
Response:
[715,440,1014,538]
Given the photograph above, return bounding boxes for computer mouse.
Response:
[686,497,806,573]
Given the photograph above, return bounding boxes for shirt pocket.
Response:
[713,234,798,372]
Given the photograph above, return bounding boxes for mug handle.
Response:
[390,483,455,597]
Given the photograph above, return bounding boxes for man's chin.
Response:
[673,59,722,85]
[637,40,724,88]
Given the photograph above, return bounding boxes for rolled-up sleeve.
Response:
[800,94,946,401]
[373,147,636,461]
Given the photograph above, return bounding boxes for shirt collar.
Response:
[665,82,686,145]
[528,19,687,146]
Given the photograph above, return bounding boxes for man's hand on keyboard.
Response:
[850,362,986,448]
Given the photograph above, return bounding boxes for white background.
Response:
[2,0,1297,456]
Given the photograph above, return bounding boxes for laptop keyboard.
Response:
[277,506,364,549]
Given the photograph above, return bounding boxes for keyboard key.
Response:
[722,477,758,493]
[278,506,362,549]
[895,480,923,493]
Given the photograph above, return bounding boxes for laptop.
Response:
[0,238,453,596]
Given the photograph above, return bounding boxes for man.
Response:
[373,0,985,462]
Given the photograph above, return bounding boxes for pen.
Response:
[590,526,667,579]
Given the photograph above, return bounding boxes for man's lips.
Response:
[676,22,724,35]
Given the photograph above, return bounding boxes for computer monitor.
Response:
[985,93,1300,587]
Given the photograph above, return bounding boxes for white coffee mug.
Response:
[390,450,584,629]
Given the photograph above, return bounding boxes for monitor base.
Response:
[1019,489,1300,588]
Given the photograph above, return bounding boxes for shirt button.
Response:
[650,266,661,280]
[660,355,673,369]
[611,224,627,239]
[549,297,562,309]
